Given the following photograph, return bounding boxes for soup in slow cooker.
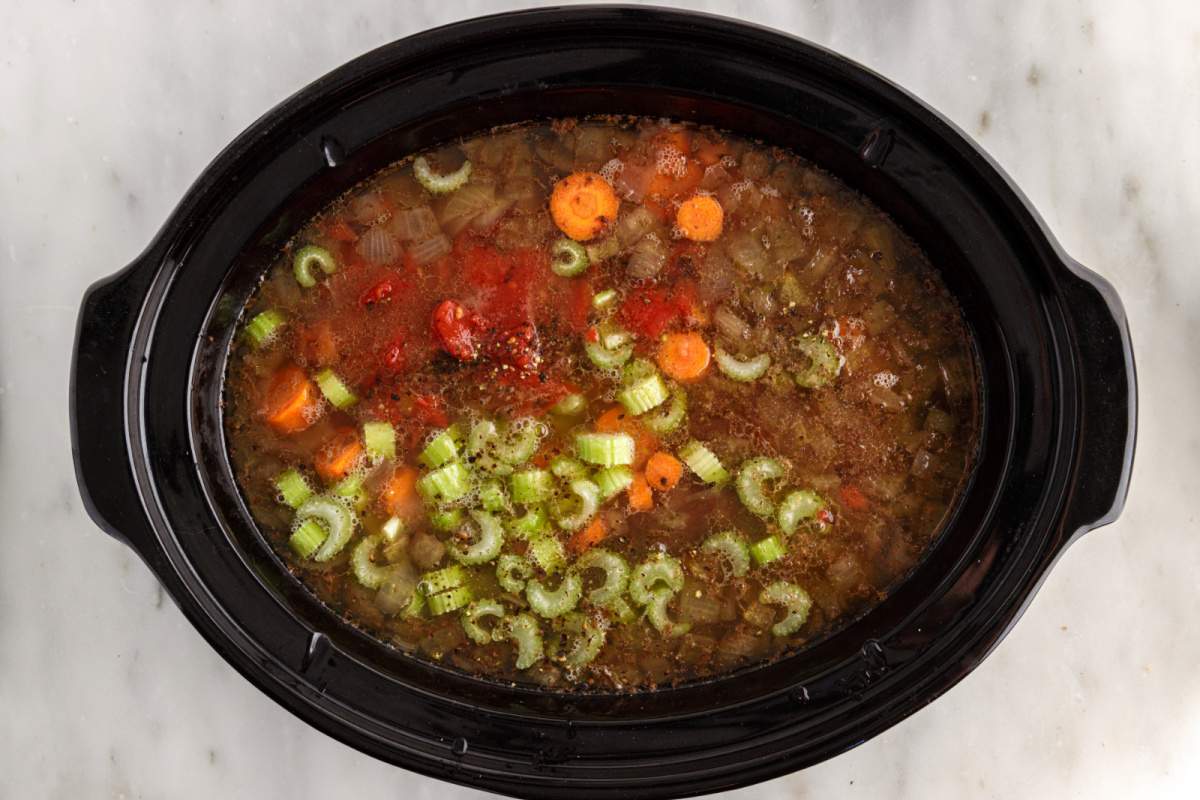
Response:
[224,117,979,690]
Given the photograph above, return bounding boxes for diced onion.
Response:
[408,234,452,265]
[390,206,440,241]
[355,226,401,264]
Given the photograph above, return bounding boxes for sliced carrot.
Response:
[263,365,318,434]
[645,452,684,492]
[594,406,628,433]
[383,466,420,518]
[839,485,870,512]
[628,473,654,512]
[550,172,620,241]
[595,406,658,468]
[657,332,711,381]
[675,195,724,242]
[568,517,608,554]
[314,429,364,483]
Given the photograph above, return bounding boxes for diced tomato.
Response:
[380,333,406,372]
[839,485,869,511]
[431,299,481,361]
[566,278,593,333]
[462,245,512,287]
[490,322,541,373]
[585,327,600,344]
[482,248,544,328]
[620,285,692,340]
[326,219,358,242]
[360,277,396,307]
[412,394,449,428]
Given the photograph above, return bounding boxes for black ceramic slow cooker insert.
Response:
[71,7,1136,799]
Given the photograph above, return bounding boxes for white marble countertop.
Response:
[2,0,1196,797]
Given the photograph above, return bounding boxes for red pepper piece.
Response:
[431,299,482,361]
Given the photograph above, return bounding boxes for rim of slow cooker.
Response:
[114,5,1087,793]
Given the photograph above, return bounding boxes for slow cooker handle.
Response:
[1058,259,1137,539]
[70,255,160,560]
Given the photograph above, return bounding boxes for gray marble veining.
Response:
[1,0,1197,797]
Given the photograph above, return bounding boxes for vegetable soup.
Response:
[224,117,979,690]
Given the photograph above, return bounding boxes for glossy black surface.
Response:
[70,7,1136,798]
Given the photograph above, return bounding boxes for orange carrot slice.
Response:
[263,365,318,434]
[314,429,363,483]
[657,332,711,381]
[628,473,654,512]
[550,172,620,241]
[675,195,724,242]
[569,517,608,554]
[645,452,684,492]
[382,466,420,518]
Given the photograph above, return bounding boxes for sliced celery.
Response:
[550,393,587,416]
[555,612,608,668]
[419,427,459,468]
[413,155,472,195]
[508,506,550,539]
[296,496,354,562]
[314,368,357,409]
[591,288,618,309]
[759,581,813,636]
[526,574,583,618]
[714,346,771,382]
[448,509,504,565]
[363,421,396,461]
[477,479,511,514]
[511,469,553,505]
[275,469,313,509]
[461,599,506,645]
[288,519,327,559]
[645,588,690,637]
[292,245,337,288]
[351,534,391,589]
[419,564,467,596]
[427,585,473,615]
[555,479,600,531]
[701,530,751,577]
[496,554,533,593]
[551,237,590,277]
[416,462,472,504]
[643,385,687,434]
[571,548,630,608]
[617,373,669,416]
[629,553,684,606]
[576,433,635,467]
[679,440,729,485]
[494,612,544,669]
[735,457,785,517]
[428,507,464,532]
[750,534,787,567]
[245,309,286,348]
[549,456,589,482]
[594,466,634,501]
[528,535,567,575]
[778,489,825,535]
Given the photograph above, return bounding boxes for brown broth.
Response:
[224,117,979,691]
